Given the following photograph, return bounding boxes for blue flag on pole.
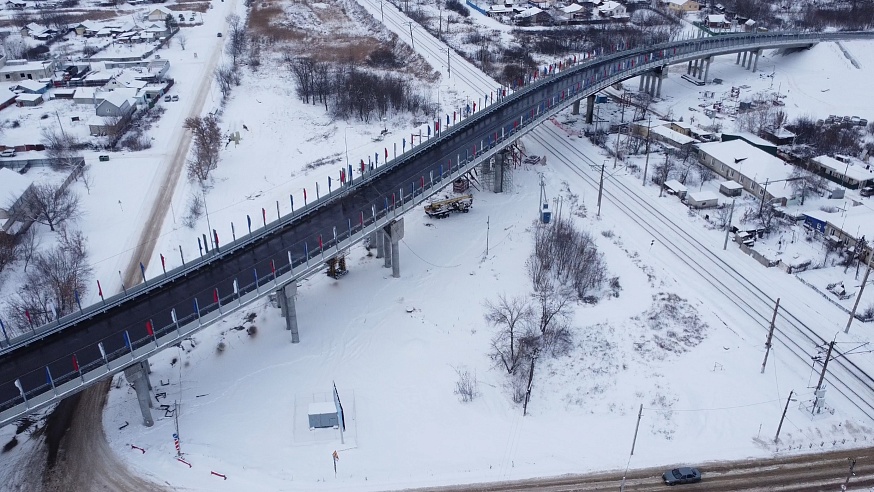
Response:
[123,331,132,350]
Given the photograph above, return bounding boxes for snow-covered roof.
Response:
[745,19,756,25]
[720,180,743,190]
[0,90,16,105]
[73,87,98,100]
[561,3,583,13]
[599,0,622,11]
[666,0,693,5]
[12,80,46,92]
[15,93,43,102]
[688,191,719,201]
[0,168,32,207]
[725,131,775,148]
[516,6,544,17]
[307,401,336,415]
[808,205,874,241]
[651,125,696,145]
[707,14,726,23]
[664,179,687,192]
[698,139,794,183]
[812,155,874,182]
[101,90,132,108]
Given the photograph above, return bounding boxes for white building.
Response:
[811,155,874,190]
[697,139,795,206]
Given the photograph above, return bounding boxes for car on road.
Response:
[861,186,874,197]
[98,155,109,162]
[662,467,701,485]
[0,149,16,158]
[217,32,222,37]
[171,95,179,102]
[164,95,171,102]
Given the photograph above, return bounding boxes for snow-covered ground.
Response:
[3,2,874,489]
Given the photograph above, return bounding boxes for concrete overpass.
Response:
[1,30,869,427]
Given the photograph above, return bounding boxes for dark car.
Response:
[861,186,874,197]
[662,467,701,485]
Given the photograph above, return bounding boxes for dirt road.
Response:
[399,448,874,492]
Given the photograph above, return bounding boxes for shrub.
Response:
[445,0,470,17]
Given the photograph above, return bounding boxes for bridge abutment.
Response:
[124,361,154,427]
[277,282,300,343]
[375,230,385,258]
[752,49,761,72]
[383,219,404,278]
[571,99,580,115]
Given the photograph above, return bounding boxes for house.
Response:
[73,87,103,105]
[743,18,756,31]
[143,22,171,38]
[802,207,874,261]
[719,180,743,197]
[5,0,26,8]
[11,79,48,94]
[0,59,55,82]
[697,139,795,206]
[598,0,627,17]
[146,6,173,22]
[73,21,101,36]
[705,13,728,28]
[0,167,33,234]
[16,92,44,107]
[0,90,16,112]
[685,191,720,208]
[810,155,874,190]
[95,91,134,117]
[650,125,696,148]
[20,23,52,39]
[761,127,795,146]
[514,6,552,24]
[560,3,589,20]
[665,0,699,12]
[663,179,688,198]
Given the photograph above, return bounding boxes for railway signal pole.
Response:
[812,340,835,414]
[597,160,605,217]
[774,389,794,443]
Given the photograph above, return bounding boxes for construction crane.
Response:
[424,195,473,219]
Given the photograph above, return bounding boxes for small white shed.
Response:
[308,401,339,429]
[719,180,743,197]
[663,179,688,198]
[686,191,719,209]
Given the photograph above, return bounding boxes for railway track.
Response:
[529,125,874,422]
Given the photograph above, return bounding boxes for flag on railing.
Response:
[384,147,388,160]
[124,331,132,351]
[213,288,219,304]
[45,367,54,390]
[145,320,154,337]
[14,379,23,396]
[72,354,80,373]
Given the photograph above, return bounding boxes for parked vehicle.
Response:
[98,155,109,162]
[424,195,473,218]
[0,149,16,158]
[164,95,171,102]
[662,467,701,485]
[171,95,179,102]
[860,186,874,197]
[217,32,222,37]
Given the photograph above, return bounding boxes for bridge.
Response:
[0,30,868,427]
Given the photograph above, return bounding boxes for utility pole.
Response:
[630,403,643,455]
[812,340,835,414]
[380,0,383,22]
[723,198,735,250]
[447,47,451,78]
[774,390,794,443]
[613,123,621,169]
[759,178,770,214]
[597,161,605,217]
[845,251,872,334]
[641,117,652,186]
[407,22,415,50]
[485,216,490,256]
[761,297,780,373]
[658,153,669,197]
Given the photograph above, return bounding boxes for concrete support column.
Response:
[752,49,761,73]
[686,60,692,75]
[375,229,384,259]
[639,75,645,91]
[746,51,753,70]
[648,75,656,96]
[741,51,748,67]
[585,94,595,124]
[571,99,580,115]
[278,282,300,343]
[382,230,391,268]
[383,218,404,278]
[736,51,741,64]
[656,73,664,98]
[703,57,711,83]
[124,361,154,427]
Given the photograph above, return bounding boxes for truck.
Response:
[424,195,473,218]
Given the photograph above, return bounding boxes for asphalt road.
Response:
[0,31,845,411]
[398,448,874,492]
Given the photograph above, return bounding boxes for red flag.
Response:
[271,260,276,275]
[213,288,219,303]
[318,235,323,249]
[97,280,103,297]
[303,188,307,200]
[72,354,80,372]
[262,208,266,223]
[145,320,154,336]
[24,310,31,324]
[160,254,166,271]
[385,148,388,159]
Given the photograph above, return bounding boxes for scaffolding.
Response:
[479,148,515,193]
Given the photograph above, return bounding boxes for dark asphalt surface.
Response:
[0,31,847,413]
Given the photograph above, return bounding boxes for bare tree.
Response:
[485,295,534,375]
[19,183,80,232]
[225,14,247,66]
[41,126,81,171]
[176,31,187,50]
[5,229,90,330]
[0,233,19,274]
[184,115,222,182]
[655,151,679,196]
[788,167,826,205]
[3,36,27,59]
[19,226,40,272]
[214,65,235,98]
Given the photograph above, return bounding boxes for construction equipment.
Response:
[424,195,473,218]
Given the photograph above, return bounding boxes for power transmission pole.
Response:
[761,297,780,374]
[658,153,669,197]
[845,458,857,489]
[597,161,605,217]
[630,403,643,455]
[774,390,793,443]
[407,22,415,50]
[447,47,451,78]
[812,340,835,414]
[723,198,735,250]
[641,117,652,186]
[846,251,872,334]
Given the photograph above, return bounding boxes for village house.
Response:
[146,6,172,22]
[514,6,553,25]
[0,168,34,234]
[664,0,699,13]
[696,139,795,206]
[0,59,55,82]
[810,155,874,190]
[598,0,627,17]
